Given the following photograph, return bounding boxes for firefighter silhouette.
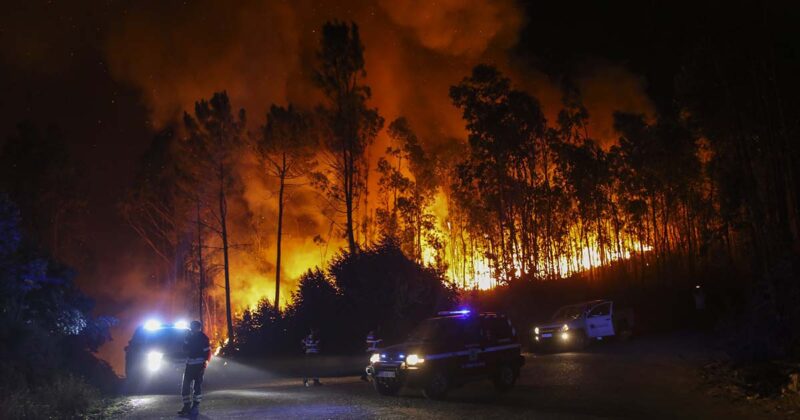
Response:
[362,329,382,381]
[301,329,321,386]
[178,320,211,417]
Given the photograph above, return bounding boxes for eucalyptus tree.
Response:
[450,65,547,281]
[183,91,246,342]
[256,104,316,310]
[312,21,383,254]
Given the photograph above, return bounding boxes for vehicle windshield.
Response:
[407,318,457,342]
[551,305,586,321]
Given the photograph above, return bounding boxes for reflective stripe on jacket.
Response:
[303,336,319,354]
[366,335,382,351]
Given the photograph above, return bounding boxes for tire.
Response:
[373,378,402,396]
[422,371,449,400]
[492,364,517,392]
[573,330,589,350]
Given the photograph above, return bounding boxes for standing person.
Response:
[361,330,382,381]
[692,284,708,328]
[178,320,211,417]
[301,329,321,386]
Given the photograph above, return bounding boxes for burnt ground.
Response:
[120,332,775,419]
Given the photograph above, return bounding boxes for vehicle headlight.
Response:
[534,327,539,335]
[561,324,569,332]
[561,332,570,341]
[406,354,424,366]
[370,353,380,364]
[146,351,163,372]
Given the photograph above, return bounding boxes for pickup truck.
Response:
[532,299,633,350]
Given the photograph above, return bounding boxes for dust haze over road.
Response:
[122,334,762,419]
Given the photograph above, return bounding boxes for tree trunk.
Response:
[219,164,234,342]
[275,167,286,311]
[196,201,205,325]
[344,149,357,254]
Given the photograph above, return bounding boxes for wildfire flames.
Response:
[98,0,655,346]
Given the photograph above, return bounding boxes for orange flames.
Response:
[95,0,657,354]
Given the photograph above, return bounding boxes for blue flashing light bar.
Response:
[143,319,162,331]
[438,309,471,316]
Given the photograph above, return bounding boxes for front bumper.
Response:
[368,362,428,386]
[126,355,186,379]
[533,330,574,345]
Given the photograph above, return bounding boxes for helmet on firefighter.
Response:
[190,320,202,331]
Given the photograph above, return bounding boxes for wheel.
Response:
[423,371,449,400]
[492,364,518,392]
[373,378,402,396]
[573,330,589,350]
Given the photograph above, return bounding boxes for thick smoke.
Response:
[576,59,656,147]
[379,0,522,57]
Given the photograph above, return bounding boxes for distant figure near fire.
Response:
[302,329,322,386]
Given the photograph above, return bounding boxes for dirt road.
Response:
[121,333,763,419]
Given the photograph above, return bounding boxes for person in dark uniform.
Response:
[301,329,321,386]
[361,330,382,381]
[178,320,211,416]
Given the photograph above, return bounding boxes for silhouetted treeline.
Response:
[674,3,800,361]
[230,237,456,356]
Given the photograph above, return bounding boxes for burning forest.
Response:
[110,3,666,344]
[2,1,800,418]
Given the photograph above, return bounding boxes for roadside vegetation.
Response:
[0,195,120,419]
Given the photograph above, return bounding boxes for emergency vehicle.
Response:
[366,310,525,399]
[125,319,192,391]
[532,299,634,350]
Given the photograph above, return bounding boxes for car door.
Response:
[586,302,615,338]
[460,318,486,376]
[480,317,515,370]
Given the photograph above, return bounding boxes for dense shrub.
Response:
[328,237,457,350]
[0,195,118,418]
[231,237,457,356]
[0,374,100,420]
[285,268,342,352]
[234,298,290,357]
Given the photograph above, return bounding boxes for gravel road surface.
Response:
[121,333,763,419]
